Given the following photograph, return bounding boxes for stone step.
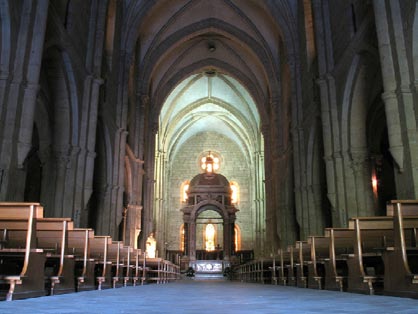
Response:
[194,272,225,280]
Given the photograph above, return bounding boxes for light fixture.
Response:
[201,152,219,173]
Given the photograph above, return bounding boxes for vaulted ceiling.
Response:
[122,0,298,128]
[159,72,260,162]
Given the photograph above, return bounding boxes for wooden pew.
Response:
[36,218,75,295]
[259,259,274,284]
[276,248,291,286]
[89,235,112,290]
[131,249,143,286]
[267,256,278,285]
[386,200,418,216]
[140,257,181,284]
[0,203,46,301]
[107,241,124,288]
[346,217,393,295]
[323,228,353,292]
[306,236,329,290]
[120,245,134,286]
[234,261,248,282]
[294,241,310,288]
[67,228,96,291]
[285,245,297,286]
[383,201,418,298]
[167,261,180,281]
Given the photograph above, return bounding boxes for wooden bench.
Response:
[107,241,124,288]
[276,248,291,286]
[346,217,394,295]
[306,236,329,289]
[285,245,297,286]
[267,256,279,285]
[258,259,275,284]
[0,202,46,301]
[36,218,75,295]
[166,261,180,281]
[383,200,418,298]
[323,228,353,291]
[89,235,112,290]
[67,228,96,291]
[120,245,134,286]
[294,241,310,288]
[130,249,143,286]
[386,200,418,216]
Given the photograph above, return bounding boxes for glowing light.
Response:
[230,182,239,204]
[205,224,215,251]
[201,152,220,173]
[183,183,189,202]
[372,175,378,194]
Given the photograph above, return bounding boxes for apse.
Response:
[154,71,265,258]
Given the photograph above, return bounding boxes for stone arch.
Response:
[42,47,80,151]
[89,116,114,234]
[341,53,378,217]
[150,58,268,127]
[138,18,278,89]
[305,118,328,233]
[35,45,81,218]
[182,198,237,262]
[31,92,52,208]
[191,200,228,221]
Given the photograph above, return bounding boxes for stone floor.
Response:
[1,279,418,314]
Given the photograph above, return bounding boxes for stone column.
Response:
[0,0,49,200]
[350,151,374,217]
[188,221,196,261]
[223,217,234,260]
[373,0,418,197]
[126,204,142,249]
[51,149,70,218]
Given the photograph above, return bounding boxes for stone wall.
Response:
[166,132,255,252]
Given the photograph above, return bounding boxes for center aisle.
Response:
[1,280,417,314]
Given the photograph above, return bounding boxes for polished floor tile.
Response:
[1,280,418,314]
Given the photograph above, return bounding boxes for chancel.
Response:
[178,152,238,278]
[0,0,418,312]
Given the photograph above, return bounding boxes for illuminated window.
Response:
[181,181,190,203]
[230,181,239,204]
[201,152,220,173]
[234,224,241,251]
[205,224,216,251]
[180,225,185,252]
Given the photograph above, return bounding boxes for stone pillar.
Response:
[350,151,374,217]
[373,0,418,198]
[0,0,49,200]
[313,0,348,227]
[126,204,142,249]
[50,149,70,218]
[75,75,103,227]
[188,221,196,261]
[223,218,234,260]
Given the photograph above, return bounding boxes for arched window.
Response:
[234,224,241,251]
[230,181,239,204]
[181,181,190,203]
[180,224,185,252]
[205,223,216,251]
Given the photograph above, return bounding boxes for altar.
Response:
[189,260,231,280]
